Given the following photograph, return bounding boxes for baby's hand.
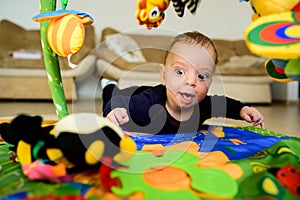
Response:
[240,106,265,129]
[106,108,129,126]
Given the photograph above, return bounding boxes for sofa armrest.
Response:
[97,58,161,89]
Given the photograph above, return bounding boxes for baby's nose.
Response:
[185,74,196,86]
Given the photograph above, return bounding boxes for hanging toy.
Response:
[33,10,94,58]
[136,0,170,29]
[135,0,201,29]
[33,0,71,119]
[171,0,200,17]
[33,0,94,119]
[243,0,300,82]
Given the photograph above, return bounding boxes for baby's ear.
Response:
[160,64,166,85]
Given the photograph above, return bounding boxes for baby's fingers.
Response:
[240,106,265,129]
[253,118,265,129]
[113,108,129,125]
[241,114,252,123]
[107,112,119,125]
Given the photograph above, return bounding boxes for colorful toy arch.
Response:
[33,0,94,119]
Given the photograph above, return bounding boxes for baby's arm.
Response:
[106,108,129,126]
[207,96,265,129]
[240,106,265,129]
[103,86,162,127]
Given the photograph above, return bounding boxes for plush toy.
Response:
[136,0,201,29]
[0,113,136,182]
[171,0,200,17]
[243,0,300,82]
[0,114,68,182]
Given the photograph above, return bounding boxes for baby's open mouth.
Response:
[179,92,195,102]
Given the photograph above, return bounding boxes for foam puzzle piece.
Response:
[111,150,238,199]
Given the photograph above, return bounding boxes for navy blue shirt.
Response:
[103,84,245,134]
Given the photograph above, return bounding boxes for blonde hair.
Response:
[164,31,218,65]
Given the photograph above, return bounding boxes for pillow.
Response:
[105,34,146,63]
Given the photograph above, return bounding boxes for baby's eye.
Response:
[198,73,209,80]
[175,69,185,76]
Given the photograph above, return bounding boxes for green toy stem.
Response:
[39,0,69,119]
[60,0,69,10]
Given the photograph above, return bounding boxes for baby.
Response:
[101,31,264,134]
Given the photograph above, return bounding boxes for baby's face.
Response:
[161,42,216,110]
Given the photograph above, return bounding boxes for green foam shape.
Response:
[111,150,238,199]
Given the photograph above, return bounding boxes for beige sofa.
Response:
[0,20,97,100]
[96,27,273,104]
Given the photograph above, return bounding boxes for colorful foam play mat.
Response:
[0,121,300,199]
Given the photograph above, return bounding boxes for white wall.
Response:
[0,0,252,39]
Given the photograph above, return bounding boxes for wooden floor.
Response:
[0,99,299,137]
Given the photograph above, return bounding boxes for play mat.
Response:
[1,121,300,200]
[1,0,299,199]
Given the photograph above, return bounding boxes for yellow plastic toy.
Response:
[243,0,300,82]
[248,0,300,21]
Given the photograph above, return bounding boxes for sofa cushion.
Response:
[98,27,165,72]
[233,40,253,56]
[217,55,267,75]
[105,33,146,62]
[213,39,267,75]
[0,20,44,69]
[99,27,269,76]
[97,44,159,72]
[0,20,26,57]
[99,27,172,72]
[129,34,171,63]
[0,20,95,71]
[212,39,235,65]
